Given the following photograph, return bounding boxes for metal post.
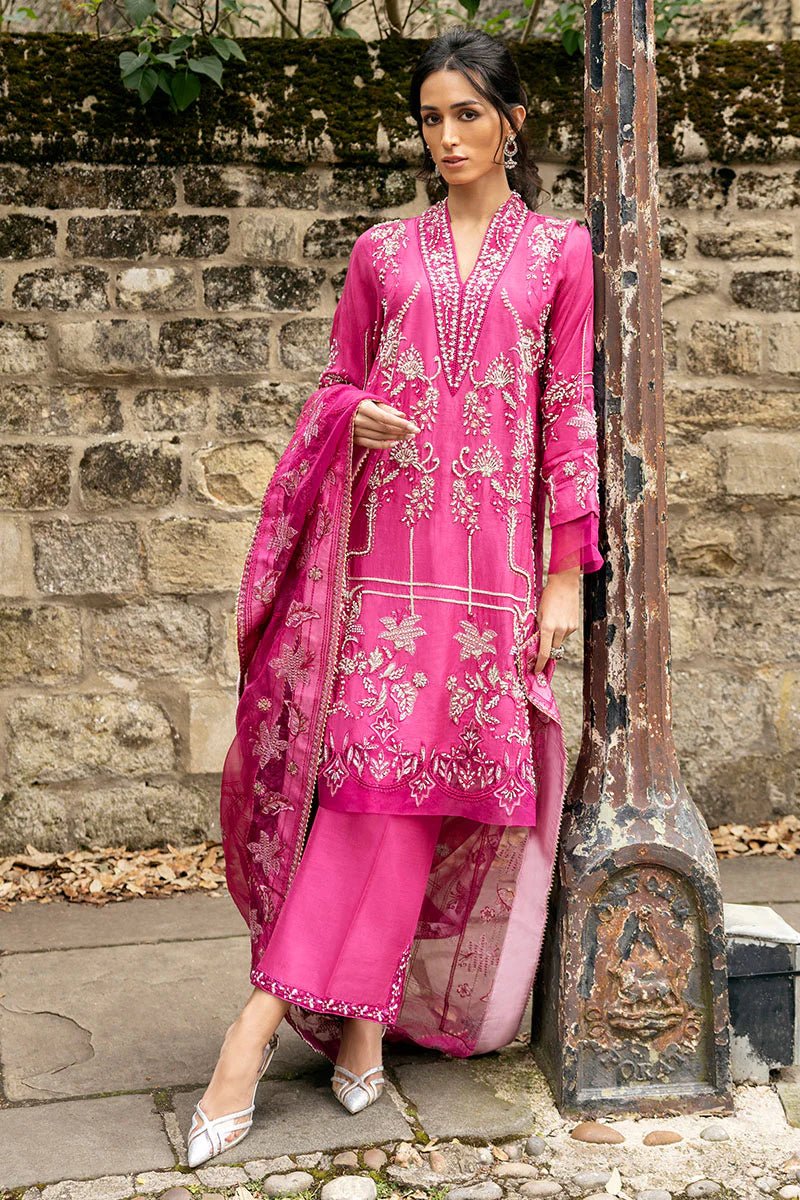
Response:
[529,0,734,1115]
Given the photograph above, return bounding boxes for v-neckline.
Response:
[417,188,528,393]
[443,191,518,289]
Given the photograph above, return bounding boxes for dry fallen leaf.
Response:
[0,840,227,909]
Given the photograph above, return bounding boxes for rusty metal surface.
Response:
[530,0,733,1115]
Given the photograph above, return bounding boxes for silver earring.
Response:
[503,133,518,170]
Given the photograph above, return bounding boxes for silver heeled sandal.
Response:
[331,1024,386,1114]
[187,1030,280,1167]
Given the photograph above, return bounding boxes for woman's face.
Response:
[419,68,524,187]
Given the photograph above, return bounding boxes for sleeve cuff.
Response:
[548,512,604,575]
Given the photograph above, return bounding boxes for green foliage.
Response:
[72,0,253,111]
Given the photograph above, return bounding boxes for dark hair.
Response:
[408,28,544,211]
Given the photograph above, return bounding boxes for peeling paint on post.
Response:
[530,0,733,1115]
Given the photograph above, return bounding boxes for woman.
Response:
[187,26,603,1166]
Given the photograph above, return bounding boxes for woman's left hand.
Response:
[533,566,581,674]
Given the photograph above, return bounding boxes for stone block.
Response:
[0,443,71,509]
[672,668,768,765]
[7,693,176,783]
[0,604,82,684]
[79,440,182,508]
[549,169,583,209]
[33,519,142,594]
[89,599,212,677]
[66,214,151,259]
[238,214,301,262]
[216,381,305,435]
[696,221,794,258]
[158,318,271,375]
[0,213,56,258]
[774,670,800,754]
[0,164,175,209]
[0,382,121,434]
[303,215,372,259]
[0,516,32,595]
[392,1060,532,1139]
[0,320,49,374]
[686,321,761,375]
[203,264,325,312]
[67,214,229,259]
[116,266,196,311]
[666,588,717,660]
[699,584,800,664]
[12,266,109,311]
[661,266,719,305]
[737,169,800,210]
[187,689,237,773]
[192,441,277,506]
[0,1094,173,1189]
[664,384,800,430]
[183,166,319,209]
[763,515,800,579]
[665,437,720,499]
[658,167,732,210]
[132,386,210,431]
[278,316,330,373]
[713,429,800,497]
[57,319,155,374]
[767,324,800,375]
[659,216,688,260]
[324,166,416,210]
[0,779,217,853]
[145,517,252,592]
[731,270,800,311]
[667,510,756,576]
[172,1076,411,1161]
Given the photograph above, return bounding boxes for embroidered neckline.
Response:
[418,190,529,392]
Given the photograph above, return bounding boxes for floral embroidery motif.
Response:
[418,190,530,392]
[369,218,409,284]
[526,218,570,291]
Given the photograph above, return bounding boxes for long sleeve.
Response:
[317,229,384,476]
[539,220,603,575]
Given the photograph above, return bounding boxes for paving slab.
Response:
[0,891,243,954]
[0,937,318,1100]
[0,1093,174,1189]
[172,1076,413,1161]
[392,1059,534,1139]
[718,857,800,905]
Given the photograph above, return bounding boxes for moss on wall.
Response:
[0,33,797,166]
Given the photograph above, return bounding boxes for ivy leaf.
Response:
[187,55,224,85]
[137,66,160,103]
[330,0,351,15]
[209,35,232,58]
[171,68,202,110]
[457,0,479,16]
[119,50,149,77]
[331,24,361,35]
[152,51,179,66]
[224,38,246,61]
[168,33,194,52]
[124,0,157,23]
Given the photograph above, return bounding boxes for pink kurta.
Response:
[221,188,604,1062]
[316,190,602,826]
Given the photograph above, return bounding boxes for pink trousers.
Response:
[251,804,443,1024]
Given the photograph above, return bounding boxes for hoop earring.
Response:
[503,133,518,170]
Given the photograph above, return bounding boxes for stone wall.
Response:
[0,37,798,850]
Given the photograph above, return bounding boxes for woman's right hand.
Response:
[353,398,420,449]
